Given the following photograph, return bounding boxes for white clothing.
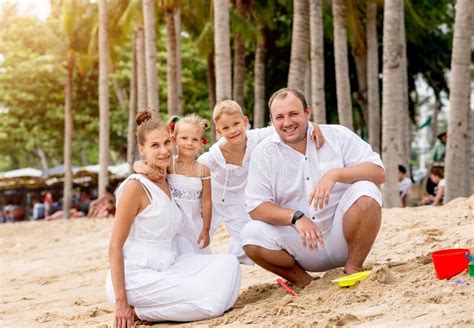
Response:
[198,127,275,263]
[241,181,381,271]
[245,124,384,234]
[399,176,412,198]
[168,173,211,255]
[106,174,241,322]
[438,178,446,188]
[243,124,383,270]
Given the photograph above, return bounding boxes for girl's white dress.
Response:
[106,174,241,322]
[168,172,211,255]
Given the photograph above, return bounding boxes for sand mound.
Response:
[1,196,473,327]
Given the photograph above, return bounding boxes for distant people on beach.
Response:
[398,165,412,207]
[87,186,115,218]
[431,131,447,163]
[418,166,445,206]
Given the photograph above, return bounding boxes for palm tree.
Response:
[309,0,326,123]
[367,0,380,153]
[98,0,110,198]
[288,0,309,91]
[164,3,180,116]
[399,1,410,170]
[127,34,137,172]
[445,0,473,202]
[232,0,248,107]
[214,0,232,102]
[136,28,147,110]
[142,0,159,113]
[175,9,183,115]
[332,0,353,130]
[253,23,266,128]
[61,0,96,219]
[382,0,404,207]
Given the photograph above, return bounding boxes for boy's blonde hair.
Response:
[213,100,244,123]
[169,113,209,136]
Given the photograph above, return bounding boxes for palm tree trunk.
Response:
[399,1,410,170]
[353,42,368,126]
[332,0,353,130]
[304,58,311,107]
[63,53,74,220]
[288,0,309,91]
[467,107,474,195]
[175,9,183,115]
[445,0,473,202]
[136,28,147,110]
[253,24,266,128]
[98,0,110,197]
[127,33,137,173]
[142,0,159,113]
[214,0,232,102]
[367,0,380,153]
[232,0,246,108]
[233,34,245,107]
[166,8,179,116]
[310,0,326,123]
[206,52,217,142]
[382,0,403,208]
[36,147,49,173]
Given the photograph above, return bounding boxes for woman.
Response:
[106,109,241,327]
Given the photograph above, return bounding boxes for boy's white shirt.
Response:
[244,124,384,234]
[197,126,275,206]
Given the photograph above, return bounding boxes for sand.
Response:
[1,196,473,327]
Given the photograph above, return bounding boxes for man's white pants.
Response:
[241,181,382,272]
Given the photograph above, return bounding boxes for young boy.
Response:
[135,100,324,264]
[398,165,412,207]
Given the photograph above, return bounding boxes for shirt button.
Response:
[306,177,310,180]
[305,157,307,160]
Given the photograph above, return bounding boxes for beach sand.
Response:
[1,196,473,327]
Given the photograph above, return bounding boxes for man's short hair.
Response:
[268,88,308,112]
[213,100,244,122]
[398,165,407,174]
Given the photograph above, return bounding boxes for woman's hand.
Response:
[198,229,210,249]
[114,300,135,328]
[311,123,325,149]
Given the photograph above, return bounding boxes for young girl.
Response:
[168,114,212,254]
[107,108,240,326]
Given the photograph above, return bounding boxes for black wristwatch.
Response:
[291,210,305,225]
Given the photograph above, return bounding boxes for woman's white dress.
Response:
[168,173,211,255]
[106,174,241,322]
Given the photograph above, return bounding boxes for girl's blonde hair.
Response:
[168,113,209,136]
[135,107,168,145]
[212,100,244,122]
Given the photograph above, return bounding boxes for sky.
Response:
[1,0,51,21]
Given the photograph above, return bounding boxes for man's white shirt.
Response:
[245,124,384,235]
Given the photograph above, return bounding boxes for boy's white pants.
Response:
[210,203,254,265]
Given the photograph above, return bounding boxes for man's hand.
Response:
[294,216,324,251]
[308,170,337,209]
[114,300,135,328]
[197,229,210,249]
[311,123,325,149]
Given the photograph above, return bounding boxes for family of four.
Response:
[106,88,385,327]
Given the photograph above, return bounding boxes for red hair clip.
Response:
[201,136,207,145]
[169,121,175,133]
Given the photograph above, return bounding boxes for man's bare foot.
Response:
[343,264,361,275]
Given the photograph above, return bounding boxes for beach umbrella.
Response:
[4,168,43,178]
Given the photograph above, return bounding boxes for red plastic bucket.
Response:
[431,248,470,279]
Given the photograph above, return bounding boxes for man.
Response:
[398,165,412,207]
[241,88,385,288]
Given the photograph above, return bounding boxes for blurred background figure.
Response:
[398,165,412,207]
